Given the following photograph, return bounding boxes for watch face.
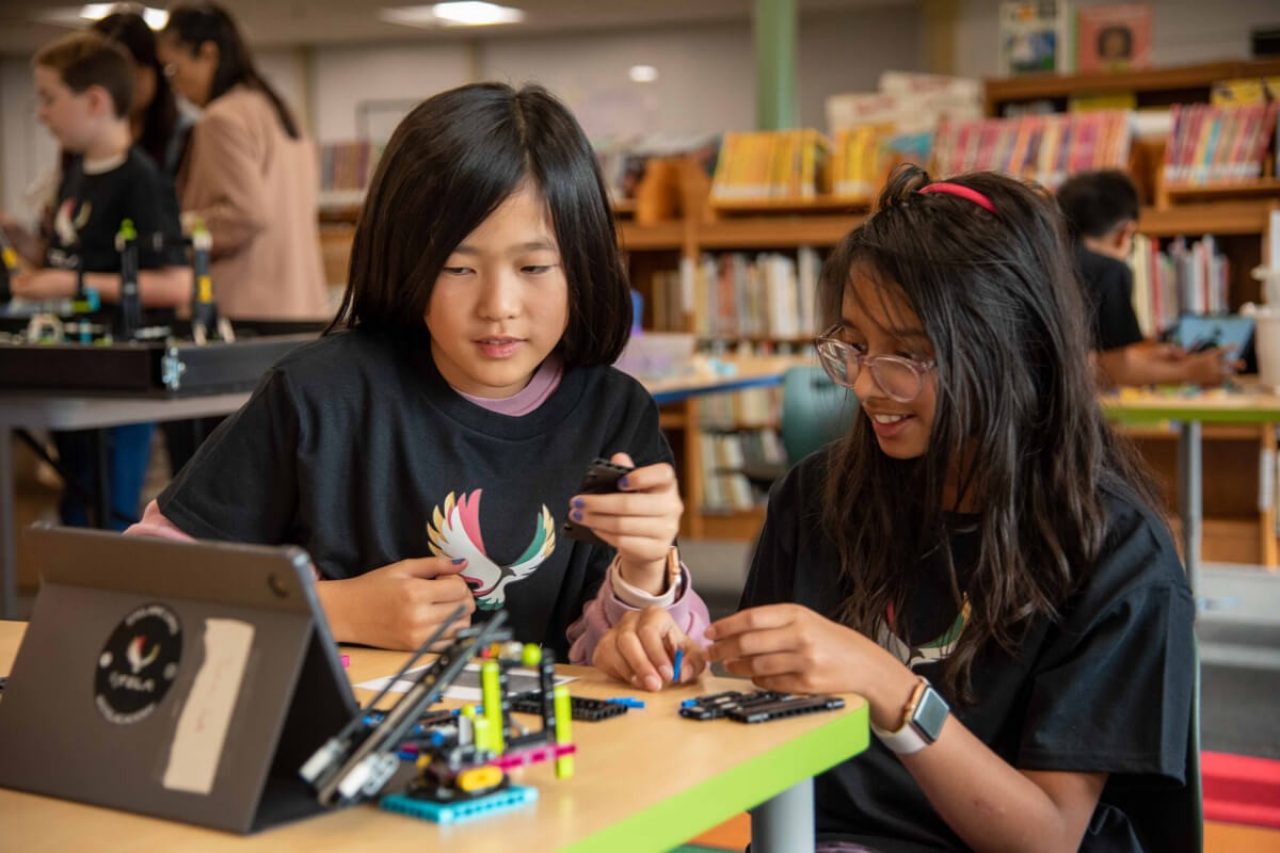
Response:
[912,687,951,742]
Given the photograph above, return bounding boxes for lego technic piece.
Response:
[381,784,538,825]
[0,226,17,303]
[562,457,633,546]
[307,606,580,821]
[189,220,216,345]
[299,603,476,805]
[605,697,646,709]
[552,685,574,779]
[114,219,141,341]
[509,694,628,722]
[186,220,235,345]
[678,690,753,720]
[672,648,685,683]
[679,689,845,723]
[727,694,845,724]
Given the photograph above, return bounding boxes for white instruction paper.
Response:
[162,618,255,795]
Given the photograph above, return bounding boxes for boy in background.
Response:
[1057,169,1231,389]
[11,32,189,528]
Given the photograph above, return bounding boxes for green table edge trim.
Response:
[562,702,869,853]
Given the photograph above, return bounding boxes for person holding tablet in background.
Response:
[1057,170,1234,389]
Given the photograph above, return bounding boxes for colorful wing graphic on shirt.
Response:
[426,490,556,610]
[879,597,971,670]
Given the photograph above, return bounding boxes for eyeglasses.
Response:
[814,325,936,403]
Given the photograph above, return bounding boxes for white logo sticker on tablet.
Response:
[95,604,182,724]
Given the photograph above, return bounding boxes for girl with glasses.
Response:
[593,165,1194,851]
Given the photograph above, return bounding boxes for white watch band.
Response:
[871,719,930,755]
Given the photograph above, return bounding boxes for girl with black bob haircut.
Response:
[133,82,711,667]
[594,166,1195,851]
[332,82,630,361]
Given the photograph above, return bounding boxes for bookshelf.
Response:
[986,59,1280,565]
[985,59,1280,116]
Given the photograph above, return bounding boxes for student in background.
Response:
[594,168,1194,851]
[13,32,188,528]
[159,2,328,321]
[94,10,192,178]
[2,11,189,271]
[1057,169,1231,388]
[127,83,711,664]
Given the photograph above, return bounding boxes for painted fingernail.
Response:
[572,510,583,522]
[618,476,631,489]
[452,558,465,565]
[573,497,585,509]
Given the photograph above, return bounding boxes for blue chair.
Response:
[741,365,858,488]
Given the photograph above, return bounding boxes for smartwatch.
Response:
[871,677,950,755]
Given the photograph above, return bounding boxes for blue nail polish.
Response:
[452,558,465,565]
[618,476,630,489]
[573,497,585,509]
[572,510,583,521]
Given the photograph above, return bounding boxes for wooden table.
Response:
[0,621,869,852]
[1101,385,1280,598]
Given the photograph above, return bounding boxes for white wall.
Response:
[799,5,925,127]
[0,57,57,226]
[309,42,474,143]
[307,7,926,144]
[256,48,312,136]
[953,0,1278,79]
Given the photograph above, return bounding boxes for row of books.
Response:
[1162,103,1279,186]
[595,133,719,207]
[831,127,931,200]
[698,431,785,513]
[933,111,1130,189]
[697,386,780,431]
[1129,234,1230,338]
[318,140,383,194]
[688,250,822,340]
[710,130,830,201]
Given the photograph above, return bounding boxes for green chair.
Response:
[741,365,858,489]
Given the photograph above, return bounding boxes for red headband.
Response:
[918,182,997,214]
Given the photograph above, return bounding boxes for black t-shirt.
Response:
[741,450,1195,852]
[44,146,186,275]
[1076,245,1144,353]
[158,329,672,661]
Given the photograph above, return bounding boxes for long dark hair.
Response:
[93,11,181,171]
[329,82,632,367]
[163,2,300,139]
[820,165,1158,699]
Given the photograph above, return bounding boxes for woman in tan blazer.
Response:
[159,2,329,320]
